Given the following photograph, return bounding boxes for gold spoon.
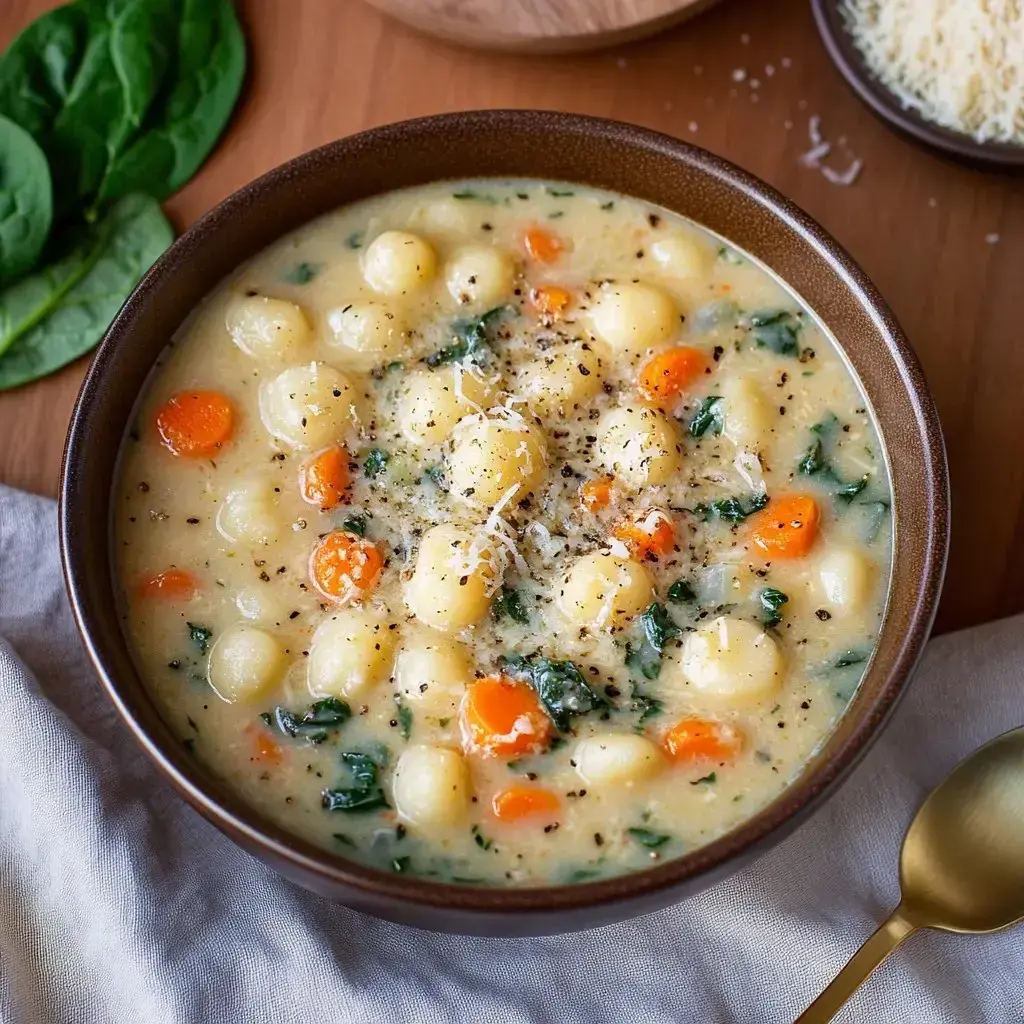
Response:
[795,726,1024,1023]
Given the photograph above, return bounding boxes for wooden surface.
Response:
[1,0,1022,637]
[360,0,722,53]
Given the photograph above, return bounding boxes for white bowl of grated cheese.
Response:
[812,0,1024,171]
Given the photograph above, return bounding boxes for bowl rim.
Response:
[811,0,1024,170]
[59,109,949,921]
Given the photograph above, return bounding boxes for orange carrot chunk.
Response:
[137,568,199,600]
[492,785,561,822]
[613,508,676,560]
[245,722,285,765]
[580,476,614,512]
[300,445,351,511]
[522,225,564,264]
[530,284,572,316]
[462,676,553,758]
[155,390,235,457]
[309,530,383,602]
[663,717,743,764]
[749,494,821,559]
[638,346,708,404]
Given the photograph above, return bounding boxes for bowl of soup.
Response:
[60,110,948,935]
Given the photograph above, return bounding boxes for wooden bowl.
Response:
[812,0,1024,172]
[59,110,949,936]
[360,0,724,54]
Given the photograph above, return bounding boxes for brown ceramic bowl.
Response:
[59,110,948,936]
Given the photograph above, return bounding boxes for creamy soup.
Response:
[114,180,891,887]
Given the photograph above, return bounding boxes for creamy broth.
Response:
[114,180,891,887]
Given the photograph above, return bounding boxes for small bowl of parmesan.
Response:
[812,0,1024,171]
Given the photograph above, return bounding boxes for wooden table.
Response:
[1,0,1021,636]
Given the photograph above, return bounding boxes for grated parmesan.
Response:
[842,0,1024,145]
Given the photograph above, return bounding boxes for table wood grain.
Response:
[1,0,1021,636]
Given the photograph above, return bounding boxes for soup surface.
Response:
[114,180,891,887]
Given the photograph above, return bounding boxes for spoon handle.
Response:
[793,904,918,1024]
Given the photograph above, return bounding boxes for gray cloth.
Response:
[0,482,1020,1024]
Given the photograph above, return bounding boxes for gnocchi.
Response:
[589,281,678,356]
[208,625,285,703]
[259,363,363,449]
[559,552,653,630]
[362,230,436,295]
[226,295,310,362]
[325,302,408,368]
[445,245,514,307]
[307,608,398,700]
[677,616,784,703]
[397,365,499,447]
[392,745,471,828]
[519,341,604,417]
[597,405,683,487]
[446,414,548,507]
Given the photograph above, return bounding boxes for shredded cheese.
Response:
[842,0,1024,144]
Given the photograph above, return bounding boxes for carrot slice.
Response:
[245,722,285,765]
[309,530,383,602]
[749,494,821,559]
[638,346,708,404]
[300,445,351,511]
[462,676,553,758]
[155,390,235,457]
[613,508,676,560]
[580,476,614,512]
[530,284,571,316]
[137,568,199,600]
[492,785,561,822]
[662,717,743,764]
[522,225,564,264]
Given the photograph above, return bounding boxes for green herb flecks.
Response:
[322,751,388,813]
[667,579,696,603]
[690,772,717,786]
[282,261,321,285]
[627,827,671,848]
[629,683,663,723]
[501,654,607,733]
[797,415,870,503]
[492,586,529,625]
[341,514,367,536]
[452,189,498,203]
[718,246,744,266]
[187,622,212,654]
[689,396,724,438]
[425,304,514,367]
[363,449,389,478]
[262,697,351,744]
[345,231,364,249]
[396,701,413,740]
[759,587,789,628]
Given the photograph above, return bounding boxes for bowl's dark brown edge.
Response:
[811,0,1024,172]
[59,109,949,933]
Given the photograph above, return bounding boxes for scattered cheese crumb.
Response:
[782,57,792,68]
[842,0,1024,144]
[765,64,776,77]
[985,232,1001,244]
[801,116,864,185]
[740,33,750,44]
[688,121,699,132]
[928,196,938,207]
[616,57,628,70]
[731,68,748,82]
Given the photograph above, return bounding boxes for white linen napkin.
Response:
[0,482,1020,1024]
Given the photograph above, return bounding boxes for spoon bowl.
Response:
[797,726,1024,1023]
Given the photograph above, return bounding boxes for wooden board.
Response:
[361,0,723,53]
[1,0,1022,637]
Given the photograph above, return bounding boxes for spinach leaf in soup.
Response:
[688,396,724,438]
[363,448,389,478]
[667,579,696,603]
[0,0,178,216]
[0,194,173,391]
[797,415,870,503]
[262,697,351,744]
[692,491,768,524]
[322,751,389,813]
[759,587,789,627]
[96,0,246,204]
[501,654,606,733]
[747,309,802,356]
[492,586,529,625]
[626,827,671,848]
[426,305,513,367]
[0,115,52,286]
[282,261,321,285]
[187,622,212,654]
[625,603,681,681]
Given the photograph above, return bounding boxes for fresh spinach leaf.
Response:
[282,261,321,285]
[262,697,351,744]
[627,827,671,848]
[422,463,446,490]
[0,115,52,286]
[492,586,529,625]
[396,701,413,740]
[692,491,769,524]
[667,579,696,603]
[833,650,868,669]
[187,621,212,654]
[629,684,663,723]
[341,514,367,536]
[96,0,246,204]
[425,305,512,367]
[345,231,363,249]
[717,246,744,265]
[688,395,724,438]
[322,751,388,813]
[759,587,789,627]
[625,640,661,681]
[0,193,173,390]
[363,448,389,478]
[748,309,802,356]
[641,603,680,652]
[690,772,717,785]
[501,654,606,733]
[797,416,870,503]
[797,437,825,476]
